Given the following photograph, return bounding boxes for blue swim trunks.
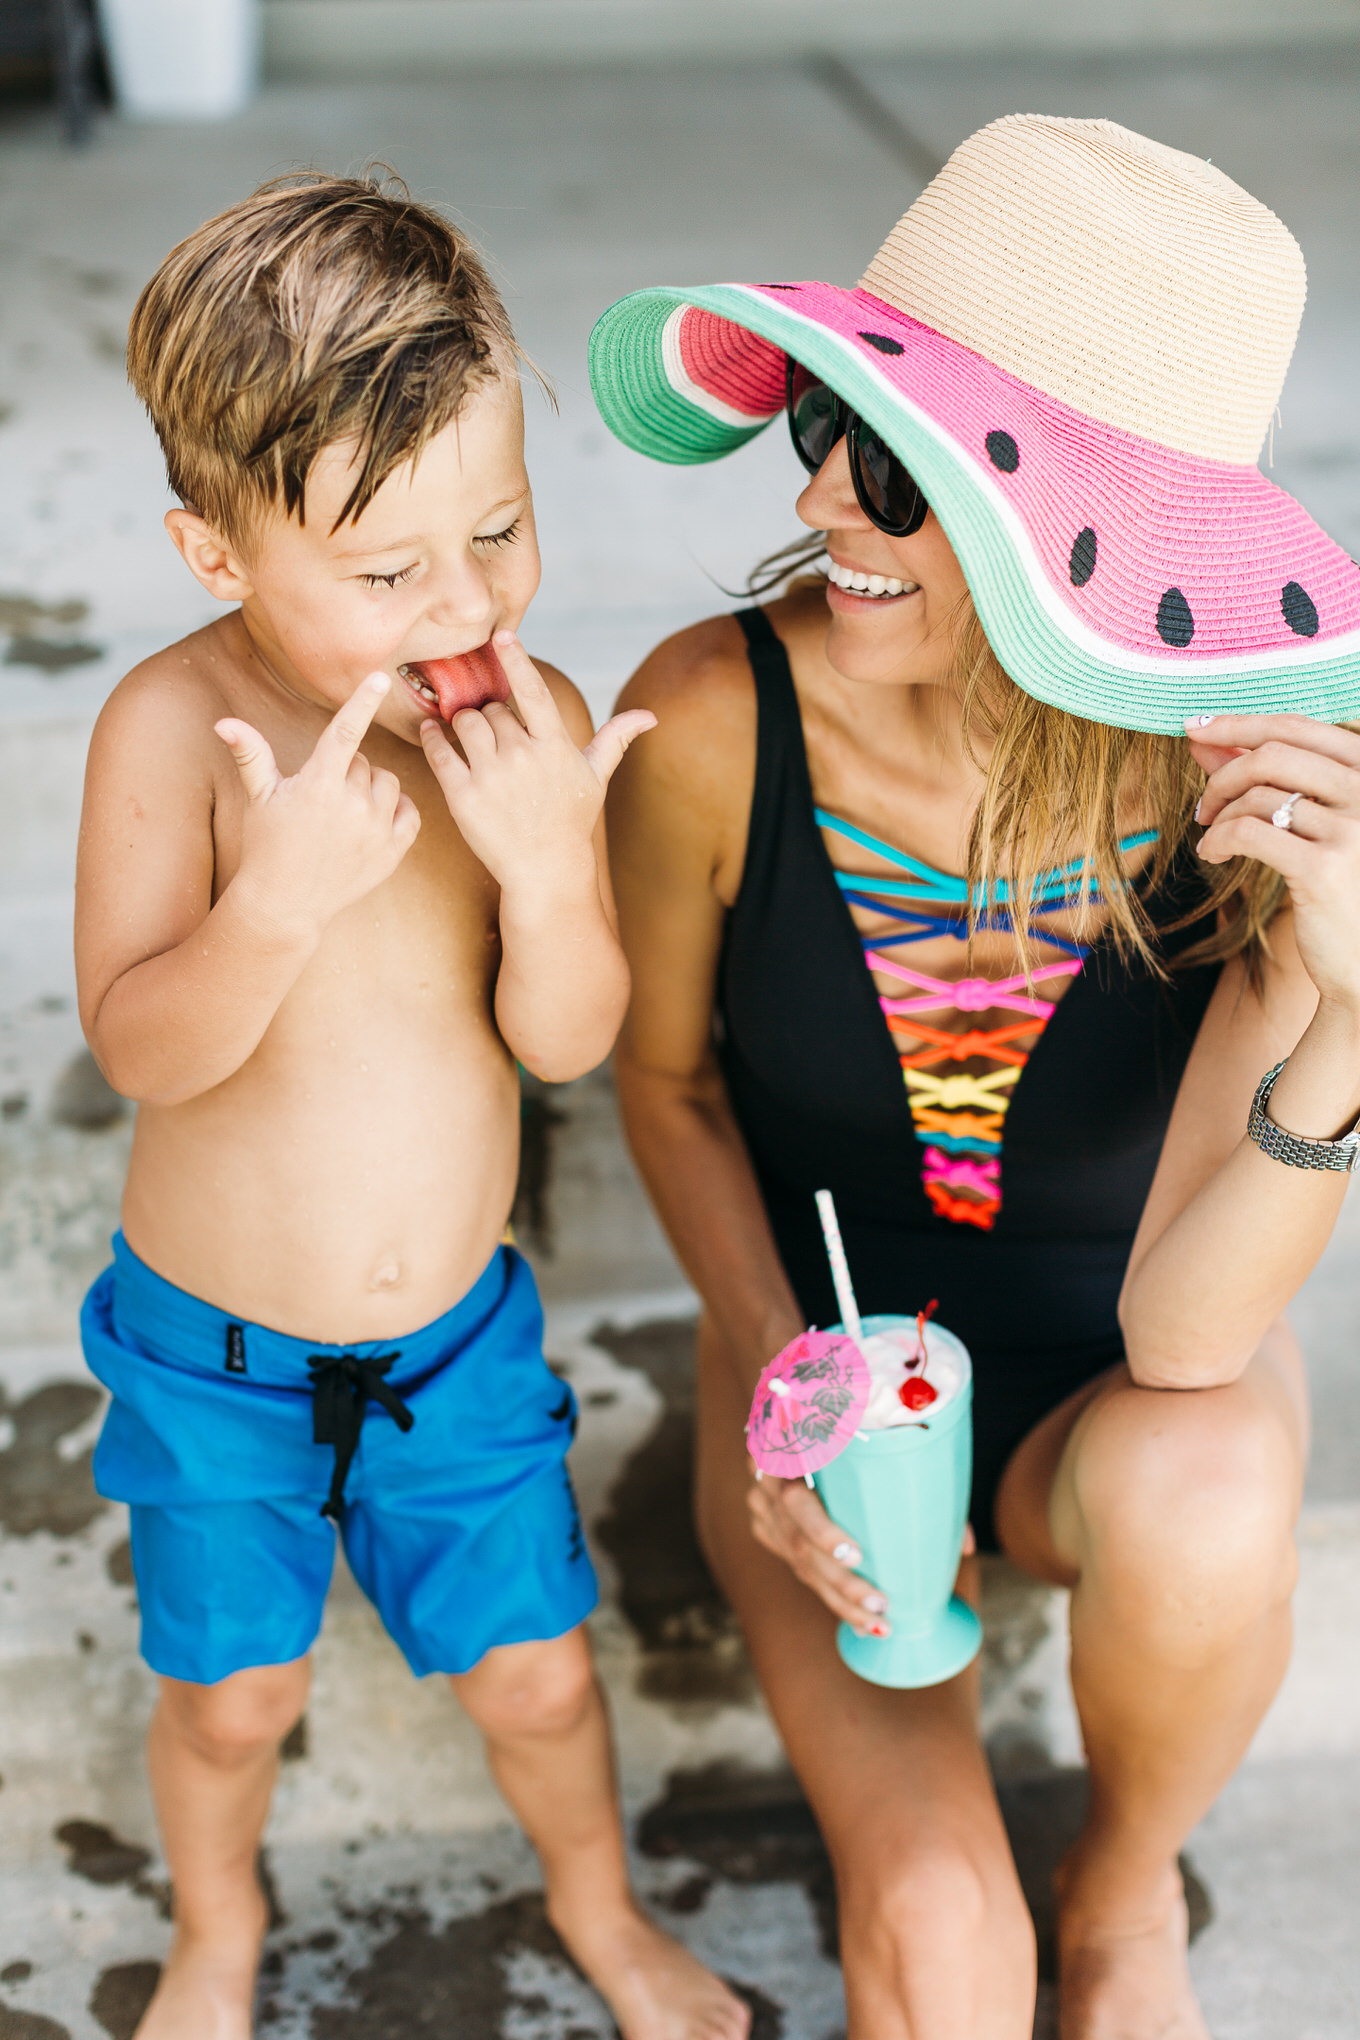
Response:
[82,1235,597,1685]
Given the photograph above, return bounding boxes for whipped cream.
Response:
[858,1320,970,1430]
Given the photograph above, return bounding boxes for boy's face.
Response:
[171,373,540,742]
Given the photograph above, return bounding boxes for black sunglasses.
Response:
[785,358,929,538]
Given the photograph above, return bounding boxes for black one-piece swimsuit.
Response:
[715,609,1221,1549]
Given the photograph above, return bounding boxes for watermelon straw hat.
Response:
[589,115,1360,735]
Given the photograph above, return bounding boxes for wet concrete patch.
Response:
[514,1079,566,1259]
[591,1317,753,1707]
[50,1052,126,1133]
[0,597,88,635]
[996,1769,1212,1982]
[104,1537,134,1588]
[88,1963,160,2040]
[306,1892,587,2038]
[639,1762,838,1963]
[640,1760,1214,1990]
[54,1821,150,1888]
[3,639,103,675]
[0,594,101,677]
[0,2009,71,2038]
[729,1983,785,2039]
[0,1382,105,1537]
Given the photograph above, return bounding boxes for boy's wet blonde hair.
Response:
[127,170,522,550]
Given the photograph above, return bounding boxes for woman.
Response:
[591,118,1360,2039]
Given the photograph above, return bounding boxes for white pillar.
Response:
[97,0,261,119]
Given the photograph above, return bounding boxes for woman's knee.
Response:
[158,1658,309,1767]
[455,1629,596,1742]
[1066,1379,1300,1646]
[841,1829,1033,1983]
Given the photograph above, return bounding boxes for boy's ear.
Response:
[164,509,255,603]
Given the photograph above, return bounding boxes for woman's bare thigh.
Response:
[993,1318,1309,1585]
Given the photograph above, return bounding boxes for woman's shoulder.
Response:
[607,609,773,894]
[613,611,763,817]
[616,610,755,723]
[616,585,818,735]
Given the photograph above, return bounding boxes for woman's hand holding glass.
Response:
[746,1470,892,1636]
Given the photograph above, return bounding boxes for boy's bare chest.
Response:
[211,743,501,1017]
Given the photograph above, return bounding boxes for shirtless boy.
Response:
[75,173,747,2040]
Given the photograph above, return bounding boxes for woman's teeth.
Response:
[398,665,439,705]
[825,560,918,599]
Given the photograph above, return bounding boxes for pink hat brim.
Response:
[590,278,1360,729]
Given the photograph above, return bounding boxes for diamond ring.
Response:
[1271,791,1304,830]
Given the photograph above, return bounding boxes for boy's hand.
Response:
[418,632,655,892]
[216,673,421,943]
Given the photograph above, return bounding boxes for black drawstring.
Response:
[307,1352,413,1520]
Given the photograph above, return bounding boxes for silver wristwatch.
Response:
[1247,1060,1360,1173]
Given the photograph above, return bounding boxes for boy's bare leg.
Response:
[135,1659,311,2040]
[453,1630,750,2040]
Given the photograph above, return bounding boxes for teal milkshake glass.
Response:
[814,1313,981,1688]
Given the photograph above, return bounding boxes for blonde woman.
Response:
[592,119,1360,2038]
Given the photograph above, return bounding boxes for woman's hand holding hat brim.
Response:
[1192,714,1360,1010]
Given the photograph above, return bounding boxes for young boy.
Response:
[76,174,747,2040]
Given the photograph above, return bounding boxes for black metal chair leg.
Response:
[48,0,99,144]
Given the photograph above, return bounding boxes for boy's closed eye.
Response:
[476,516,522,552]
[359,564,419,589]
[354,518,523,589]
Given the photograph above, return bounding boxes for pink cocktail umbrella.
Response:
[746,1329,870,1479]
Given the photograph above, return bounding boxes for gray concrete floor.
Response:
[1,44,1359,2040]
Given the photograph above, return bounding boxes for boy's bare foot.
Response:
[1055,1856,1210,2040]
[548,1897,751,2040]
[135,1897,267,2040]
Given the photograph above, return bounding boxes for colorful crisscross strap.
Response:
[818,810,1156,1231]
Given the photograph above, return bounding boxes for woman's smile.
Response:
[824,556,920,603]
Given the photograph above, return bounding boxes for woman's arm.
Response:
[608,619,888,1633]
[1118,715,1360,1389]
[609,622,804,1377]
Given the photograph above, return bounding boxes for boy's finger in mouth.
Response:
[398,641,512,720]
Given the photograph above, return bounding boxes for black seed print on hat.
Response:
[1156,588,1195,647]
[1281,581,1319,637]
[1069,528,1097,587]
[859,331,905,355]
[985,431,1020,473]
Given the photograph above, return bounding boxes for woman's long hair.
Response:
[750,541,1287,977]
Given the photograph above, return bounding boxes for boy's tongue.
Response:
[407,641,511,720]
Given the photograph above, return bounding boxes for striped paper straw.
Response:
[814,1188,864,1346]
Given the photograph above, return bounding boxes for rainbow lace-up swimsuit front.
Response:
[819,812,1157,1231]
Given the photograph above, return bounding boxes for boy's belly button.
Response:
[369,1261,404,1291]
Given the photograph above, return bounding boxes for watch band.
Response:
[1247,1059,1360,1174]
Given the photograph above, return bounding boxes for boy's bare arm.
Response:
[419,635,654,1083]
[77,667,419,1105]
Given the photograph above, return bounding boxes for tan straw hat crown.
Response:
[861,115,1306,465]
[590,112,1360,729]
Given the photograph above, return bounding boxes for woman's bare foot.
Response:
[1055,1855,1210,2040]
[135,1893,267,2040]
[548,1896,750,2040]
